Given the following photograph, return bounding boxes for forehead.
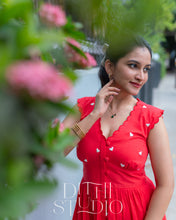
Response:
[121,47,151,63]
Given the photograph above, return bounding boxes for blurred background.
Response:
[33,0,176,104]
[0,0,176,219]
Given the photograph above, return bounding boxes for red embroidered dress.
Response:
[72,96,166,220]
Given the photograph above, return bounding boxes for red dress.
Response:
[72,96,166,220]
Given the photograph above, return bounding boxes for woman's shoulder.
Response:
[138,99,164,113]
[137,99,164,130]
[76,96,95,118]
[77,96,95,106]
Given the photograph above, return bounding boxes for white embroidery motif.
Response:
[146,123,150,127]
[139,151,143,156]
[96,148,100,153]
[130,132,134,137]
[120,163,125,168]
[84,159,88,162]
[142,105,147,108]
[109,147,114,151]
[90,102,94,105]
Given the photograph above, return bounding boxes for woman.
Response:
[61,37,174,220]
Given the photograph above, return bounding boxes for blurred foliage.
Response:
[65,0,176,75]
[0,0,95,219]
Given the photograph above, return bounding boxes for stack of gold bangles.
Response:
[71,123,85,140]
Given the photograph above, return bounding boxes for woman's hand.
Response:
[92,79,120,117]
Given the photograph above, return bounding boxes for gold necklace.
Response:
[108,107,117,118]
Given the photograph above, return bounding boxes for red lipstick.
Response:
[130,82,142,88]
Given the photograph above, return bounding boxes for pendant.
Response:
[111,113,116,118]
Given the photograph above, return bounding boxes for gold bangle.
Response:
[71,123,85,140]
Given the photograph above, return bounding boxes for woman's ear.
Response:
[104,59,114,78]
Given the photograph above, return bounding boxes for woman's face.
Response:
[106,46,152,96]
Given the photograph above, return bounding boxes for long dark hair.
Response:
[98,36,152,88]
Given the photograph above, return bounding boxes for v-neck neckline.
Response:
[98,98,140,141]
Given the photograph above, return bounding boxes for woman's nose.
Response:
[135,70,145,81]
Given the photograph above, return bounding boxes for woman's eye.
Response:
[128,63,137,68]
[144,67,151,73]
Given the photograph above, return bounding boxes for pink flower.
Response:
[34,155,45,168]
[39,3,66,27]
[59,122,65,132]
[80,53,97,68]
[51,118,60,128]
[64,38,97,68]
[64,38,81,64]
[6,60,72,102]
[51,118,65,133]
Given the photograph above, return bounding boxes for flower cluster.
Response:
[39,3,67,27]
[64,38,97,68]
[6,60,72,102]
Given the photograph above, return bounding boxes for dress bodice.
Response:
[72,96,166,220]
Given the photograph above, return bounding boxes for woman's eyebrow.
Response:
[128,60,151,67]
[128,60,140,64]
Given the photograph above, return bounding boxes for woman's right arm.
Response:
[61,104,101,157]
[62,79,120,156]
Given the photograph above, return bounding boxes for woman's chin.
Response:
[117,86,141,97]
[129,89,140,97]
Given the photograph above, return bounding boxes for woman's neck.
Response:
[109,94,136,112]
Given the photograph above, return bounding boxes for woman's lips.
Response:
[130,82,142,88]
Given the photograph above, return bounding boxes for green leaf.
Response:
[45,121,60,146]
[52,129,76,152]
[0,46,12,81]
[41,52,54,63]
[57,154,79,169]
[0,0,32,25]
[63,16,85,40]
[38,30,65,52]
[7,158,32,186]
[62,68,78,82]
[0,179,57,218]
[67,41,87,59]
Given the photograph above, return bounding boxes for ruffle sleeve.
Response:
[149,106,164,130]
[77,96,95,120]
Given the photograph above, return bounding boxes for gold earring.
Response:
[109,75,113,80]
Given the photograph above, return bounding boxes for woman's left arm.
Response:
[144,116,174,220]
